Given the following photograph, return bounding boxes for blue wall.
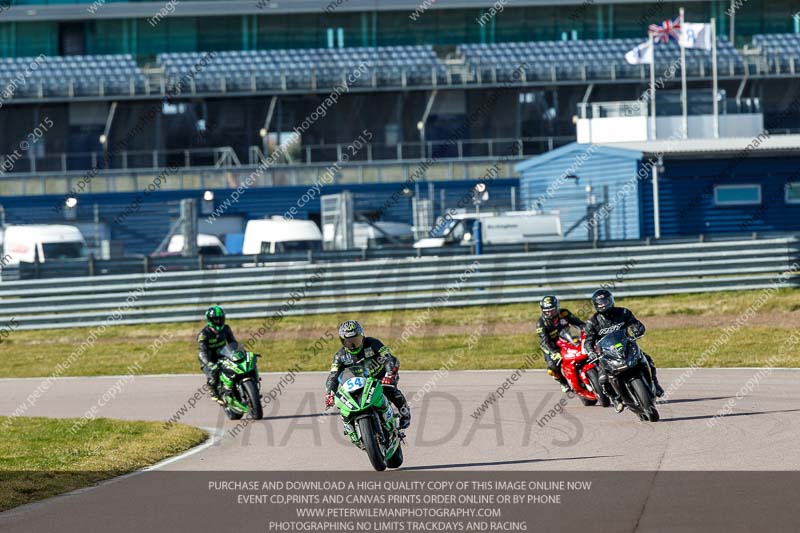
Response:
[516,144,643,241]
[518,143,800,241]
[639,156,800,237]
[0,178,519,255]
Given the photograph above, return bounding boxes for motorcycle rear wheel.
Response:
[358,416,387,471]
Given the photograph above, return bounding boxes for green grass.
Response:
[1,289,798,377]
[0,417,207,511]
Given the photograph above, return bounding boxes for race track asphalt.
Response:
[2,368,798,471]
[2,369,799,532]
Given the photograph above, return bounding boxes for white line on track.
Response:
[143,426,222,471]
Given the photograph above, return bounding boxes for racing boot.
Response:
[211,384,225,405]
[644,353,665,397]
[614,398,625,414]
[216,379,233,406]
[650,370,664,398]
[207,378,225,405]
[343,421,361,446]
[601,373,624,413]
[398,405,411,430]
[384,386,411,429]
[548,365,571,394]
[558,374,572,394]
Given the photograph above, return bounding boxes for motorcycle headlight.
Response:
[606,355,627,370]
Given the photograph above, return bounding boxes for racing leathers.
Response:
[197,324,237,398]
[583,307,662,398]
[325,337,411,430]
[536,309,585,389]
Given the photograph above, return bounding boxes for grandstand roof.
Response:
[1,0,708,21]
[598,135,800,157]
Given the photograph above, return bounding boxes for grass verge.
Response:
[1,289,798,377]
[0,417,207,511]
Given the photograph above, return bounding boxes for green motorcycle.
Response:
[218,342,263,420]
[331,364,404,471]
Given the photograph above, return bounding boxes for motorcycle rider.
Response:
[324,320,411,431]
[584,289,664,413]
[536,295,585,393]
[197,305,237,405]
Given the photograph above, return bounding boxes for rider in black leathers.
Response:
[197,305,236,405]
[324,320,411,430]
[584,289,664,413]
[536,295,585,393]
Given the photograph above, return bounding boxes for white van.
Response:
[167,233,228,256]
[414,212,562,248]
[2,225,89,264]
[242,218,323,255]
[353,222,414,249]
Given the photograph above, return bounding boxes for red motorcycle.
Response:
[555,330,610,407]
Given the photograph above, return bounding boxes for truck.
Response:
[1,224,89,265]
[166,233,228,256]
[242,218,323,255]
[414,212,562,248]
[352,222,414,249]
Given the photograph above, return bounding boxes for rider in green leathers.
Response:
[324,320,411,431]
[197,305,237,404]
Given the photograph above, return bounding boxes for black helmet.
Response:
[205,305,226,332]
[539,295,560,320]
[338,320,364,355]
[591,289,615,315]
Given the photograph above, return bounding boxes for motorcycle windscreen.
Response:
[338,365,369,384]
[597,330,628,356]
[219,342,246,362]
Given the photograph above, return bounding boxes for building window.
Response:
[786,182,800,204]
[713,185,762,206]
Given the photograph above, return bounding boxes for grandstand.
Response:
[0,35,796,101]
[0,0,798,263]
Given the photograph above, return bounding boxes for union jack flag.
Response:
[648,16,682,43]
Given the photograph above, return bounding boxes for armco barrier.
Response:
[0,236,797,331]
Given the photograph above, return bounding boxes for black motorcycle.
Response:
[596,330,659,422]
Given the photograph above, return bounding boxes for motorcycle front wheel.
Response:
[224,406,243,420]
[358,416,387,472]
[242,380,263,420]
[586,368,610,408]
[631,377,659,422]
[386,446,404,469]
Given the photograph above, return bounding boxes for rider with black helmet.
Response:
[584,289,664,413]
[197,305,237,404]
[536,295,585,393]
[324,320,411,430]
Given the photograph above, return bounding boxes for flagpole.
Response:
[679,7,688,138]
[711,17,719,138]
[649,33,657,140]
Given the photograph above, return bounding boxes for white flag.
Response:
[625,40,653,65]
[680,22,712,49]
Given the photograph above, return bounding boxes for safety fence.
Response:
[0,236,797,330]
